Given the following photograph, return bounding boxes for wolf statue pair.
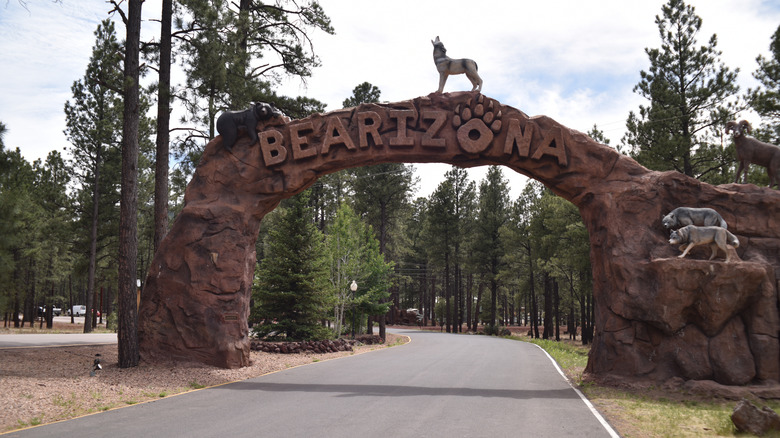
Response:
[662,207,740,262]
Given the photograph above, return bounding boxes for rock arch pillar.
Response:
[139,92,780,386]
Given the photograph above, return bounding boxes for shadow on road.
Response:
[219,381,581,400]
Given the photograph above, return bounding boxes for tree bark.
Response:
[543,273,553,339]
[153,0,172,253]
[444,251,451,333]
[473,281,483,332]
[84,148,100,334]
[466,273,473,332]
[490,278,497,333]
[554,279,560,341]
[118,0,143,369]
[529,251,539,338]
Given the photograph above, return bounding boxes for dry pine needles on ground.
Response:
[0,333,405,432]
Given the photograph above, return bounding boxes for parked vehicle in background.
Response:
[36,306,61,317]
[68,305,87,317]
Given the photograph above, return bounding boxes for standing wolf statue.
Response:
[669,225,740,262]
[431,36,482,93]
[662,207,728,230]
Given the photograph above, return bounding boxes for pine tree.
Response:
[152,0,173,253]
[64,18,124,334]
[749,25,780,140]
[342,82,381,108]
[253,191,332,340]
[325,203,391,337]
[116,0,144,368]
[425,167,476,333]
[173,0,333,172]
[426,177,457,332]
[32,152,74,329]
[501,182,542,338]
[622,0,740,183]
[0,147,38,326]
[472,166,509,333]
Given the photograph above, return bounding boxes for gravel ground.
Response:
[0,333,406,433]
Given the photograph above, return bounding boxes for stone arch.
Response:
[139,92,780,386]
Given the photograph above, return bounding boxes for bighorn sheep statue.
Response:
[726,120,780,188]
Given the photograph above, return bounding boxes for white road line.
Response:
[532,343,621,438]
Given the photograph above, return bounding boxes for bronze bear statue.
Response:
[216,102,281,152]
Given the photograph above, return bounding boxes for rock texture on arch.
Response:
[139,92,780,386]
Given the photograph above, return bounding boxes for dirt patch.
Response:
[0,330,406,432]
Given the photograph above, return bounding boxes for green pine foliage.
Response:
[342,82,381,108]
[252,190,333,341]
[473,166,509,331]
[173,0,333,176]
[325,202,392,337]
[622,0,741,184]
[424,167,476,332]
[64,18,125,333]
[749,25,780,144]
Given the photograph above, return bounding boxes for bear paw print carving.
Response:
[452,94,502,154]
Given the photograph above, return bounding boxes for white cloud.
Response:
[1,0,779,198]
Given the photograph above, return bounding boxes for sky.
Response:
[1,0,779,199]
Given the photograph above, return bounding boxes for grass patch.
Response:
[584,385,744,437]
[52,393,78,409]
[515,336,589,383]
[512,335,780,437]
[188,381,205,390]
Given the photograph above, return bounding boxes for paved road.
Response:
[4,329,618,437]
[0,333,116,348]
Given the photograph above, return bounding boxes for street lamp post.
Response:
[350,281,358,337]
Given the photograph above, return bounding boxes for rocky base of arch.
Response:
[583,170,780,386]
[587,258,778,385]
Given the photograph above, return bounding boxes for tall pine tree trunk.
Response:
[473,281,482,332]
[530,265,539,339]
[153,0,172,253]
[455,263,462,333]
[466,273,473,332]
[490,278,498,333]
[84,149,100,334]
[444,252,451,333]
[430,276,436,327]
[543,273,553,339]
[118,0,142,368]
[554,279,560,341]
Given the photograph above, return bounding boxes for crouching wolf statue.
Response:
[662,207,728,230]
[669,225,740,262]
[431,36,482,93]
[217,102,281,152]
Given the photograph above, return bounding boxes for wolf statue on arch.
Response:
[139,92,780,389]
